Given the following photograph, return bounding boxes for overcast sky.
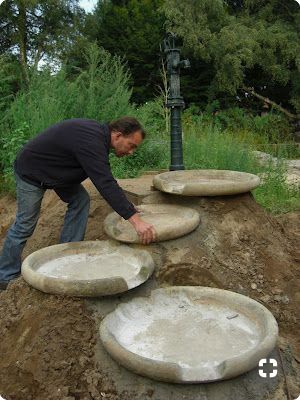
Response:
[79,0,97,13]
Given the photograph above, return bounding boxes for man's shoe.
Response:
[0,281,9,291]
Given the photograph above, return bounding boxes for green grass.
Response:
[110,137,169,178]
[0,66,298,215]
[257,144,300,159]
[1,118,298,214]
[253,163,300,214]
[183,127,259,173]
[111,123,300,215]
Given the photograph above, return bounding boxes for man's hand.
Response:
[128,213,156,244]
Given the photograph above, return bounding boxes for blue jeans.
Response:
[0,174,90,281]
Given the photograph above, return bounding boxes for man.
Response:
[0,116,156,290]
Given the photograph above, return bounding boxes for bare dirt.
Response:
[0,177,299,399]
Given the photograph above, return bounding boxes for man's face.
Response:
[112,130,143,157]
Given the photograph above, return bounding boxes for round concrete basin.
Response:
[100,286,278,383]
[21,241,155,297]
[153,170,260,196]
[104,204,200,243]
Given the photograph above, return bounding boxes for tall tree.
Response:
[0,54,21,113]
[84,0,165,103]
[163,0,300,115]
[0,0,85,85]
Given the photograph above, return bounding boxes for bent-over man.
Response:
[0,116,156,290]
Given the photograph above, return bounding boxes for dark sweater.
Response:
[14,118,137,220]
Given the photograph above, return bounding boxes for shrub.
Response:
[0,44,134,191]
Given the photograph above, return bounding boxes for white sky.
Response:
[79,0,97,13]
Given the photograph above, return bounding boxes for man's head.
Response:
[109,117,145,157]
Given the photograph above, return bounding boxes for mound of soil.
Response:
[0,177,299,399]
[0,278,134,400]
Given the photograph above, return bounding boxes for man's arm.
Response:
[75,137,156,243]
[75,137,136,219]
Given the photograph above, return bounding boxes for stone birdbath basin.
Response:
[100,286,278,383]
[21,241,155,297]
[104,204,200,243]
[153,170,260,196]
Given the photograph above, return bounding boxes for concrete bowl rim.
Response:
[100,286,278,383]
[104,203,201,243]
[21,240,155,297]
[153,169,261,196]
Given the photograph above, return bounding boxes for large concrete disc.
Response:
[99,286,278,383]
[104,204,200,243]
[153,170,260,196]
[21,240,155,297]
